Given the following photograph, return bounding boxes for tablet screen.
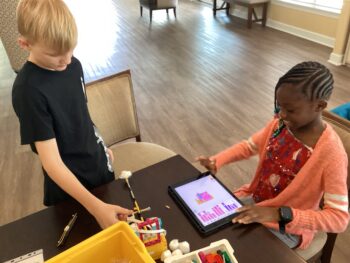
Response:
[173,174,242,227]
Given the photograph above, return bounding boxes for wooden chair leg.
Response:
[226,2,230,15]
[140,6,143,17]
[320,233,338,263]
[150,10,152,22]
[262,3,268,27]
[213,0,217,16]
[253,8,258,21]
[247,6,253,28]
[173,7,176,18]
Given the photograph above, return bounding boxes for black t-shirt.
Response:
[12,57,114,206]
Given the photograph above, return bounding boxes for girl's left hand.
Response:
[232,205,280,224]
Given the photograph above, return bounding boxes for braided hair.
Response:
[274,61,334,112]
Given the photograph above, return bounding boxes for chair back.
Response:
[157,0,178,8]
[0,0,28,72]
[323,110,350,183]
[86,70,141,147]
[319,110,350,263]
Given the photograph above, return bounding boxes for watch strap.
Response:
[278,206,293,234]
[278,221,286,234]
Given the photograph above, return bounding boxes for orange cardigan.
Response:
[212,118,349,249]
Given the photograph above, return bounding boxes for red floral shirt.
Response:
[252,123,312,203]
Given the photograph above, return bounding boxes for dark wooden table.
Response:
[0,155,306,262]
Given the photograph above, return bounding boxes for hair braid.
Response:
[274,61,334,112]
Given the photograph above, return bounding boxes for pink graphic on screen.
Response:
[195,191,213,204]
[175,175,242,226]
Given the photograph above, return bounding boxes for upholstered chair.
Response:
[0,0,28,72]
[85,70,177,176]
[139,0,178,22]
[295,110,350,263]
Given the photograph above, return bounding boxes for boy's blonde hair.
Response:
[17,0,77,54]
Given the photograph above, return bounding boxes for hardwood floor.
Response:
[0,0,349,262]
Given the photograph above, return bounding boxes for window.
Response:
[278,0,343,14]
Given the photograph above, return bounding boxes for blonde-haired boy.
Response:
[12,0,132,229]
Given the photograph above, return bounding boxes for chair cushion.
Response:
[110,142,177,176]
[295,231,328,260]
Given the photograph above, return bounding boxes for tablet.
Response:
[168,172,243,235]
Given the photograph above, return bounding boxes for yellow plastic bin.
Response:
[46,221,155,263]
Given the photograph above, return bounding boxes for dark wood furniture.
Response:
[0,155,306,263]
[213,0,269,28]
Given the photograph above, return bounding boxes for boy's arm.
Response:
[35,138,132,228]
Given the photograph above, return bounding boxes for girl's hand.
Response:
[232,205,280,224]
[107,148,114,163]
[93,202,133,229]
[195,156,217,174]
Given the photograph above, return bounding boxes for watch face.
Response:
[280,206,293,223]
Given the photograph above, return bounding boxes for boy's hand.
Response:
[93,202,133,229]
[195,156,217,174]
[107,148,114,163]
[232,205,280,224]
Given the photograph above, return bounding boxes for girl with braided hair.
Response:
[197,61,349,249]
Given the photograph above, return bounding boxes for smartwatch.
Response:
[278,206,293,234]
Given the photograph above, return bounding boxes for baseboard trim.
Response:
[328,52,344,66]
[266,19,335,48]
[229,9,335,48]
